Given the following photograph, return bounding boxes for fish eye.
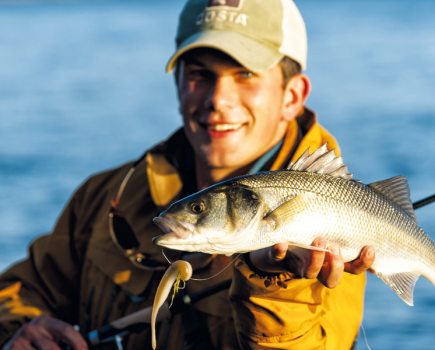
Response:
[190,201,205,214]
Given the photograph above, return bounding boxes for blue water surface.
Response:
[0,1,435,349]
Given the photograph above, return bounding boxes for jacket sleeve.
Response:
[0,180,93,345]
[229,254,366,350]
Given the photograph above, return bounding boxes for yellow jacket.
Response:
[0,108,364,349]
[229,110,366,350]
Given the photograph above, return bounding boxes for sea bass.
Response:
[153,144,435,305]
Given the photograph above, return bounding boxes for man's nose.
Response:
[204,76,237,112]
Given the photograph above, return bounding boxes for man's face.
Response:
[177,49,290,171]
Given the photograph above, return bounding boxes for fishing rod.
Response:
[413,193,435,210]
[82,279,232,348]
[60,193,435,350]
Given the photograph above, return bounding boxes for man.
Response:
[0,0,375,349]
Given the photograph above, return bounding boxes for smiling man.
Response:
[177,48,304,189]
[0,0,374,349]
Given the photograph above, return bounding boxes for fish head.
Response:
[153,183,265,255]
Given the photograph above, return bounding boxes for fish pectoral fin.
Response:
[377,271,420,306]
[265,192,318,230]
[286,242,329,253]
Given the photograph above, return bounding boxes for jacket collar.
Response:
[145,107,321,208]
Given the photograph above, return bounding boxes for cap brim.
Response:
[166,30,284,73]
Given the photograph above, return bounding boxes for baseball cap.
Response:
[166,0,307,73]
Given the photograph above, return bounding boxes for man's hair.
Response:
[279,56,302,89]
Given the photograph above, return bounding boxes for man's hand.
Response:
[250,237,375,289]
[3,314,87,350]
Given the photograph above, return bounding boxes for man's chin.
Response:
[204,154,250,170]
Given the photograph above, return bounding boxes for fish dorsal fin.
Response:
[377,272,419,306]
[287,143,360,182]
[368,176,417,223]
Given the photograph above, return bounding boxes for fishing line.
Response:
[190,254,241,281]
[360,323,372,350]
[161,249,241,281]
[161,249,172,265]
[345,291,372,350]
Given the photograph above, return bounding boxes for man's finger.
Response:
[319,246,344,289]
[4,322,59,350]
[4,337,33,350]
[25,326,60,350]
[344,246,375,275]
[305,237,327,279]
[33,315,88,350]
[269,243,289,262]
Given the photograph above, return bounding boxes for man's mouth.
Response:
[199,122,245,137]
[207,123,243,131]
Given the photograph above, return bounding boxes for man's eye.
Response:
[188,69,213,80]
[239,71,254,79]
[190,70,204,76]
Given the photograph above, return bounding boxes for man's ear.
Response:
[281,73,311,122]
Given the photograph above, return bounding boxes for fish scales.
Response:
[237,171,435,268]
[235,170,433,256]
[238,171,409,223]
[153,144,435,305]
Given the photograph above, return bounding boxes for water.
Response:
[0,1,434,348]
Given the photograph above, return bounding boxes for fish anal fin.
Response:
[368,176,417,224]
[377,272,419,306]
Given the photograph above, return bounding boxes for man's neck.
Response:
[195,154,253,190]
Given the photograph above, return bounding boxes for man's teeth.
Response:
[208,123,243,131]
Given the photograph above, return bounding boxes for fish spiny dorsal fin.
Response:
[305,149,337,173]
[300,144,328,170]
[368,176,417,223]
[287,148,310,170]
[288,143,360,182]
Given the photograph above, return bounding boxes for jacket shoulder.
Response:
[71,158,145,213]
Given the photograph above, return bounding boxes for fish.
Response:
[153,144,435,306]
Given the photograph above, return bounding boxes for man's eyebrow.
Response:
[182,59,206,67]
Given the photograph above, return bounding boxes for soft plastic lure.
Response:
[151,260,192,350]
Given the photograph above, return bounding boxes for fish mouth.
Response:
[153,215,194,241]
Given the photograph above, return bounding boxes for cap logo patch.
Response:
[196,10,248,26]
[207,0,243,9]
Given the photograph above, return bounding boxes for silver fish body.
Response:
[153,145,435,305]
